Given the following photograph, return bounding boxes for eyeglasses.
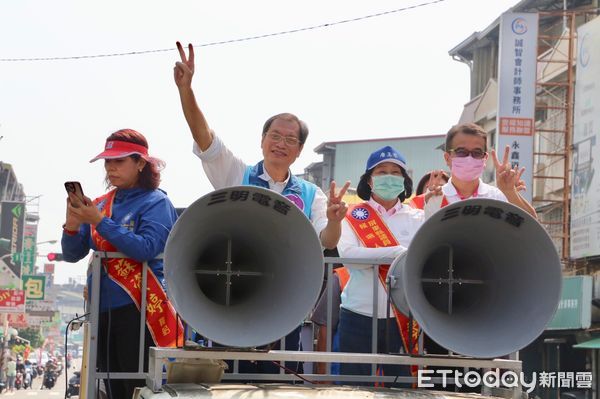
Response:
[448,148,487,159]
[266,132,300,147]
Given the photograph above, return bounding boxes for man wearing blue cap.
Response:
[337,145,424,383]
[173,42,349,249]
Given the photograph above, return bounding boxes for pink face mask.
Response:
[451,156,486,181]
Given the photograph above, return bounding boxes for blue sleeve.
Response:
[94,196,177,262]
[61,224,92,262]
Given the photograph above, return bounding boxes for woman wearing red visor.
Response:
[61,129,179,399]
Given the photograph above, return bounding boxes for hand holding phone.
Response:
[64,181,86,207]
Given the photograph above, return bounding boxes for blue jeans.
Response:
[338,307,410,385]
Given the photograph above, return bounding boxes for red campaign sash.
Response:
[408,194,426,210]
[424,195,450,210]
[441,196,449,208]
[414,194,449,211]
[345,203,420,373]
[91,189,183,348]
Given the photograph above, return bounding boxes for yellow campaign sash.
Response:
[345,203,420,367]
[91,189,183,348]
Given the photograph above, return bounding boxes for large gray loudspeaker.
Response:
[389,198,562,358]
[164,186,324,348]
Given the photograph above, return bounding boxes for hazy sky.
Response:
[0,0,518,283]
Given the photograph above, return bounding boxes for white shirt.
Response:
[338,198,425,318]
[193,134,329,234]
[424,178,508,218]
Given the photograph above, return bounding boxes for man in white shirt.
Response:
[425,123,537,218]
[173,42,349,249]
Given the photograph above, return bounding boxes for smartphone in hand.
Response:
[64,181,86,207]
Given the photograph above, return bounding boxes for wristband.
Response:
[62,224,79,236]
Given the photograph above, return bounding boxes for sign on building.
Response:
[497,12,539,202]
[22,274,46,300]
[0,289,25,313]
[571,17,600,258]
[44,263,55,274]
[22,223,38,275]
[26,315,51,327]
[6,312,28,328]
[547,276,593,330]
[26,297,57,313]
[0,201,26,288]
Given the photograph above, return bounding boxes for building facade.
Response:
[449,1,599,397]
[0,162,25,203]
[306,135,448,195]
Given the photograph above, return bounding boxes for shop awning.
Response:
[573,337,600,349]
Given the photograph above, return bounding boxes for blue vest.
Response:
[242,161,317,219]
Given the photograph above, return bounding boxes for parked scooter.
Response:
[30,361,38,379]
[14,371,23,390]
[66,371,81,398]
[42,370,56,390]
[24,364,33,389]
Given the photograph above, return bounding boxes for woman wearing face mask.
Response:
[424,123,536,217]
[336,146,424,384]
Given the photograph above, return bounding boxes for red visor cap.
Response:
[90,140,149,163]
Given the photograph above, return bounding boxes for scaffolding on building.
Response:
[533,9,598,267]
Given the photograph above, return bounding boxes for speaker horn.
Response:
[164,186,324,348]
[388,198,562,358]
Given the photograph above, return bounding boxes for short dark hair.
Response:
[445,123,488,152]
[262,113,309,145]
[104,128,164,190]
[356,167,413,202]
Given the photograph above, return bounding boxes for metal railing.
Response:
[83,252,524,399]
[83,251,154,399]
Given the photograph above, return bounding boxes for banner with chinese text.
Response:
[22,223,38,275]
[571,17,600,258]
[0,289,25,313]
[497,12,539,202]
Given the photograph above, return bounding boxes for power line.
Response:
[0,0,447,62]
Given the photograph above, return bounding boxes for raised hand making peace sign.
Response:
[174,42,195,89]
[173,41,214,151]
[327,180,351,222]
[424,169,447,203]
[491,145,525,194]
[491,145,537,217]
